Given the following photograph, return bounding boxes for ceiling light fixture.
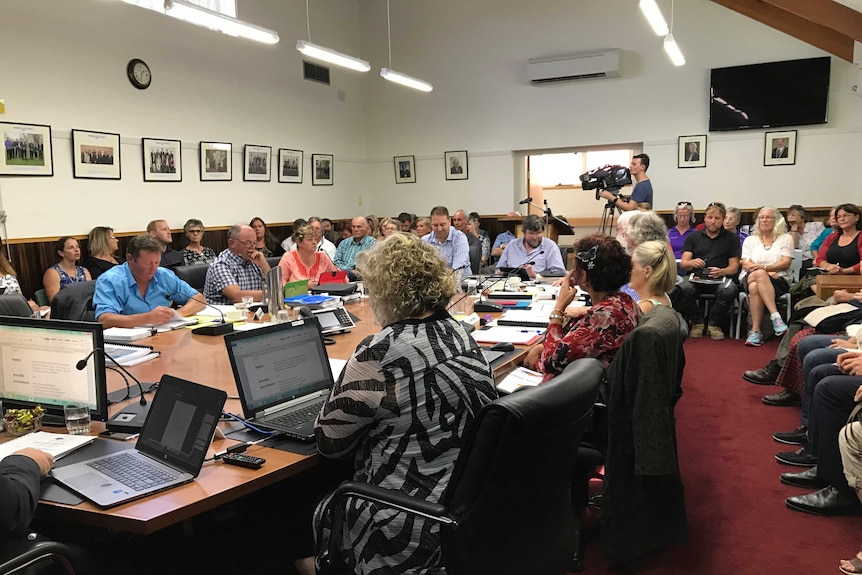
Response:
[120,0,279,44]
[380,0,432,92]
[663,0,685,67]
[639,0,669,36]
[295,0,369,72]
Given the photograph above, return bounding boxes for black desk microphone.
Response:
[77,348,153,432]
[165,292,234,336]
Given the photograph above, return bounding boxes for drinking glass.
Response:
[64,405,91,435]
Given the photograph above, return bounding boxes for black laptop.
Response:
[223,319,336,441]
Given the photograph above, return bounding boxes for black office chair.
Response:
[315,357,605,575]
[0,294,34,318]
[0,533,79,574]
[571,305,687,571]
[173,264,210,291]
[468,244,481,275]
[265,256,282,270]
[50,281,96,322]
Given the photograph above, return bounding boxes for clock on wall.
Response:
[127,59,151,90]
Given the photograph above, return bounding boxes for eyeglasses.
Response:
[575,245,598,270]
[836,213,856,219]
[758,216,775,220]
[232,239,255,248]
[187,229,203,234]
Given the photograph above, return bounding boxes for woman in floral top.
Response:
[180,219,216,266]
[525,233,639,382]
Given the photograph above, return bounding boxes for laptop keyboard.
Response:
[266,400,325,429]
[87,452,178,492]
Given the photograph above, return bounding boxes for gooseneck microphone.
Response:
[518,197,533,205]
[165,292,234,336]
[77,348,153,432]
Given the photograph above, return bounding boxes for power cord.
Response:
[205,432,278,462]
[220,411,279,436]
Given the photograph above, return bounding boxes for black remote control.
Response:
[221,453,265,469]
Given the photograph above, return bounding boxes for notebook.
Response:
[50,375,227,508]
[223,319,336,441]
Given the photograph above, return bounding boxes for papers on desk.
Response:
[103,327,152,343]
[496,367,543,394]
[472,326,544,345]
[496,309,550,328]
[104,343,159,367]
[0,431,94,462]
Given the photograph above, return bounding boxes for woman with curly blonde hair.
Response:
[310,232,497,574]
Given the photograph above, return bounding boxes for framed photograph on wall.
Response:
[312,153,333,186]
[200,141,232,181]
[444,150,468,180]
[394,155,416,184]
[278,148,303,183]
[72,129,121,179]
[764,130,797,166]
[0,122,53,176]
[142,138,182,182]
[678,135,706,168]
[243,144,271,182]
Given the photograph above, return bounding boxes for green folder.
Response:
[283,279,309,298]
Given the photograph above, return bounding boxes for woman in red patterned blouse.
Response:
[278,224,337,288]
[525,233,639,382]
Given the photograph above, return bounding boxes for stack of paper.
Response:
[471,326,544,345]
[0,431,94,462]
[104,343,159,367]
[497,367,544,394]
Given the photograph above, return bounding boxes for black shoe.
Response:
[776,446,817,466]
[762,390,802,407]
[773,426,808,445]
[743,360,781,385]
[780,466,829,489]
[786,486,862,516]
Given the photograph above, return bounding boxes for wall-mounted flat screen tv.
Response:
[709,56,830,131]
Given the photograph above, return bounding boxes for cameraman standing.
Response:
[599,154,652,211]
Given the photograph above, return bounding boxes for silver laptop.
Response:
[51,375,227,508]
[224,319,336,441]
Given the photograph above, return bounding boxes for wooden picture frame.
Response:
[200,141,232,181]
[394,155,416,184]
[72,129,121,179]
[444,150,468,180]
[764,130,797,166]
[243,144,271,182]
[312,153,333,186]
[142,138,182,182]
[0,121,53,176]
[278,148,303,183]
[678,135,706,169]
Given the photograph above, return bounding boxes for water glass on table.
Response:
[64,405,90,435]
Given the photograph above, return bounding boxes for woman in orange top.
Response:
[278,225,337,288]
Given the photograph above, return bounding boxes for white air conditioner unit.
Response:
[528,49,621,85]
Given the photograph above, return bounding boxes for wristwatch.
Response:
[549,310,566,321]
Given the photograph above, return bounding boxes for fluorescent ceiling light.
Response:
[380,68,433,92]
[120,0,279,44]
[639,0,669,36]
[296,40,370,72]
[663,33,685,66]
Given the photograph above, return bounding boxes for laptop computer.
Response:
[51,375,227,508]
[223,319,336,441]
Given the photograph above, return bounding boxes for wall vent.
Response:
[303,61,331,85]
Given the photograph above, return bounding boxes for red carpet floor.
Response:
[574,336,862,574]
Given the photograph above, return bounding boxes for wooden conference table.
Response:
[34,299,530,535]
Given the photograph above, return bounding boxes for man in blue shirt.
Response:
[333,216,376,280]
[495,215,566,278]
[423,206,471,283]
[599,153,653,211]
[95,235,203,328]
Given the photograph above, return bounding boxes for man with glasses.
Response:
[677,202,741,339]
[598,153,653,211]
[204,224,271,305]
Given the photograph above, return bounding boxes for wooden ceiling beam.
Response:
[759,0,862,42]
[710,0,855,62]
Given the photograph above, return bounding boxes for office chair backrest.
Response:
[441,357,605,575]
[0,294,33,318]
[468,244,481,275]
[173,264,210,291]
[50,281,96,322]
[266,256,282,270]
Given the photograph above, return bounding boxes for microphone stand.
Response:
[77,348,154,432]
[166,292,233,336]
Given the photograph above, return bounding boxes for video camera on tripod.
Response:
[579,165,632,201]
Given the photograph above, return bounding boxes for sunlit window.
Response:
[532,148,634,189]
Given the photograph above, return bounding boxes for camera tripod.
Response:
[599,198,619,236]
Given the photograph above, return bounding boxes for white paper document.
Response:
[496,366,544,394]
[0,431,94,462]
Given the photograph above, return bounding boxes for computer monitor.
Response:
[0,317,108,426]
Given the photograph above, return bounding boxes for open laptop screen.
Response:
[224,320,334,414]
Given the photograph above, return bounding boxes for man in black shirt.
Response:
[147,219,184,271]
[676,202,741,339]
